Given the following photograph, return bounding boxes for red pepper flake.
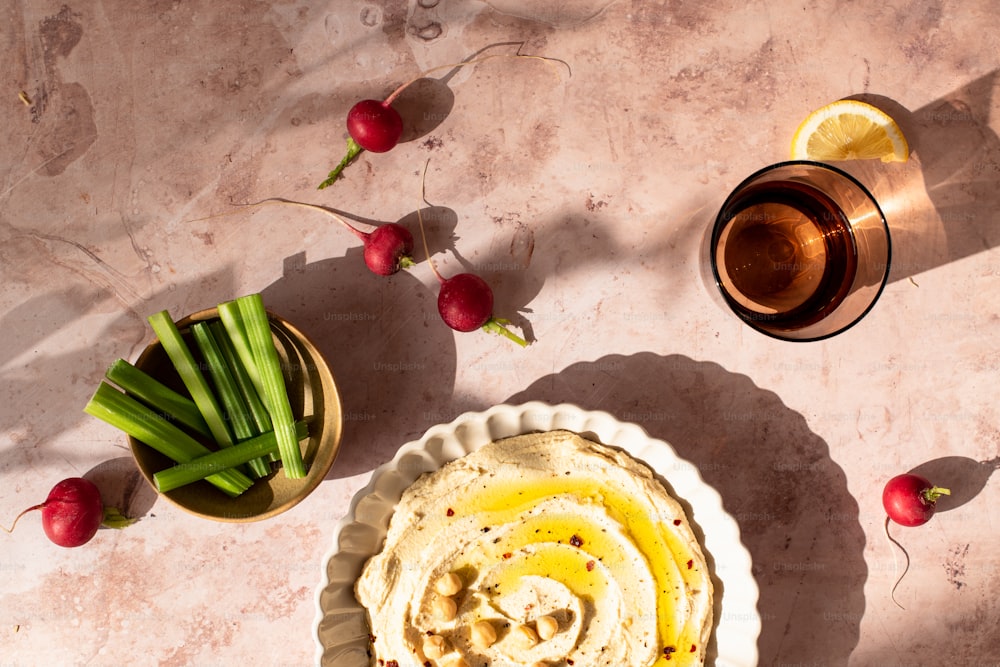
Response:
[502,552,513,559]
[690,644,698,652]
[586,560,596,571]
[663,645,676,660]
[386,662,399,667]
[446,508,454,517]
[686,559,693,569]
[570,534,584,547]
[423,662,431,667]
[673,519,682,526]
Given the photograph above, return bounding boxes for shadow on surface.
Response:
[85,456,159,523]
[0,269,239,477]
[393,77,455,145]
[908,455,998,514]
[504,353,866,665]
[846,70,1000,283]
[259,248,459,480]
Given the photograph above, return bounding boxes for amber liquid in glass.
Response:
[715,180,858,328]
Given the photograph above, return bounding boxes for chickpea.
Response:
[470,620,498,648]
[432,594,458,621]
[422,634,448,660]
[434,572,463,597]
[535,614,559,641]
[513,623,539,648]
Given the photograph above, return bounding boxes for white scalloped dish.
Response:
[313,403,761,666]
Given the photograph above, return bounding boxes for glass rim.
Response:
[708,160,892,343]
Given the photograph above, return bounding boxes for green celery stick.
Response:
[237,294,305,478]
[147,310,235,450]
[154,421,308,493]
[217,300,263,398]
[84,382,252,497]
[210,320,276,471]
[209,320,272,435]
[192,322,270,478]
[218,301,280,465]
[191,323,255,440]
[104,358,211,438]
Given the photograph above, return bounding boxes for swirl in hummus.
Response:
[356,430,714,667]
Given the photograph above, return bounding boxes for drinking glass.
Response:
[708,160,890,341]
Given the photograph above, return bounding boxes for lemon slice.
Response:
[791,99,909,162]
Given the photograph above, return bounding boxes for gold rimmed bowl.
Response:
[128,307,342,522]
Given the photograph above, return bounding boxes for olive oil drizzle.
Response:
[450,475,707,665]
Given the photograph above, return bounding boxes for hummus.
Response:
[356,430,714,667]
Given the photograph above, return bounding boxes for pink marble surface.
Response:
[2,1,999,665]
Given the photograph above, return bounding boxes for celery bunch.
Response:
[85,294,309,495]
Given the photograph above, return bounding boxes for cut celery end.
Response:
[84,382,252,497]
[147,310,235,449]
[104,358,211,438]
[210,320,272,434]
[217,300,263,399]
[154,421,308,493]
[194,321,272,478]
[236,294,306,478]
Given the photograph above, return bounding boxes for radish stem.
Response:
[921,487,950,503]
[418,159,528,347]
[382,51,571,106]
[318,137,364,189]
[101,507,136,529]
[884,516,910,610]
[2,504,45,534]
[244,197,369,241]
[318,46,570,188]
[417,159,445,284]
[483,318,528,347]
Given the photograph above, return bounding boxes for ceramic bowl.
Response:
[128,307,342,522]
[313,402,761,666]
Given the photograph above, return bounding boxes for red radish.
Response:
[3,478,104,548]
[363,223,415,276]
[346,99,403,153]
[882,473,950,527]
[433,271,527,346]
[245,198,414,276]
[416,163,528,346]
[438,273,495,332]
[318,49,570,189]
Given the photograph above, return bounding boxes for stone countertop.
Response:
[2,1,999,665]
